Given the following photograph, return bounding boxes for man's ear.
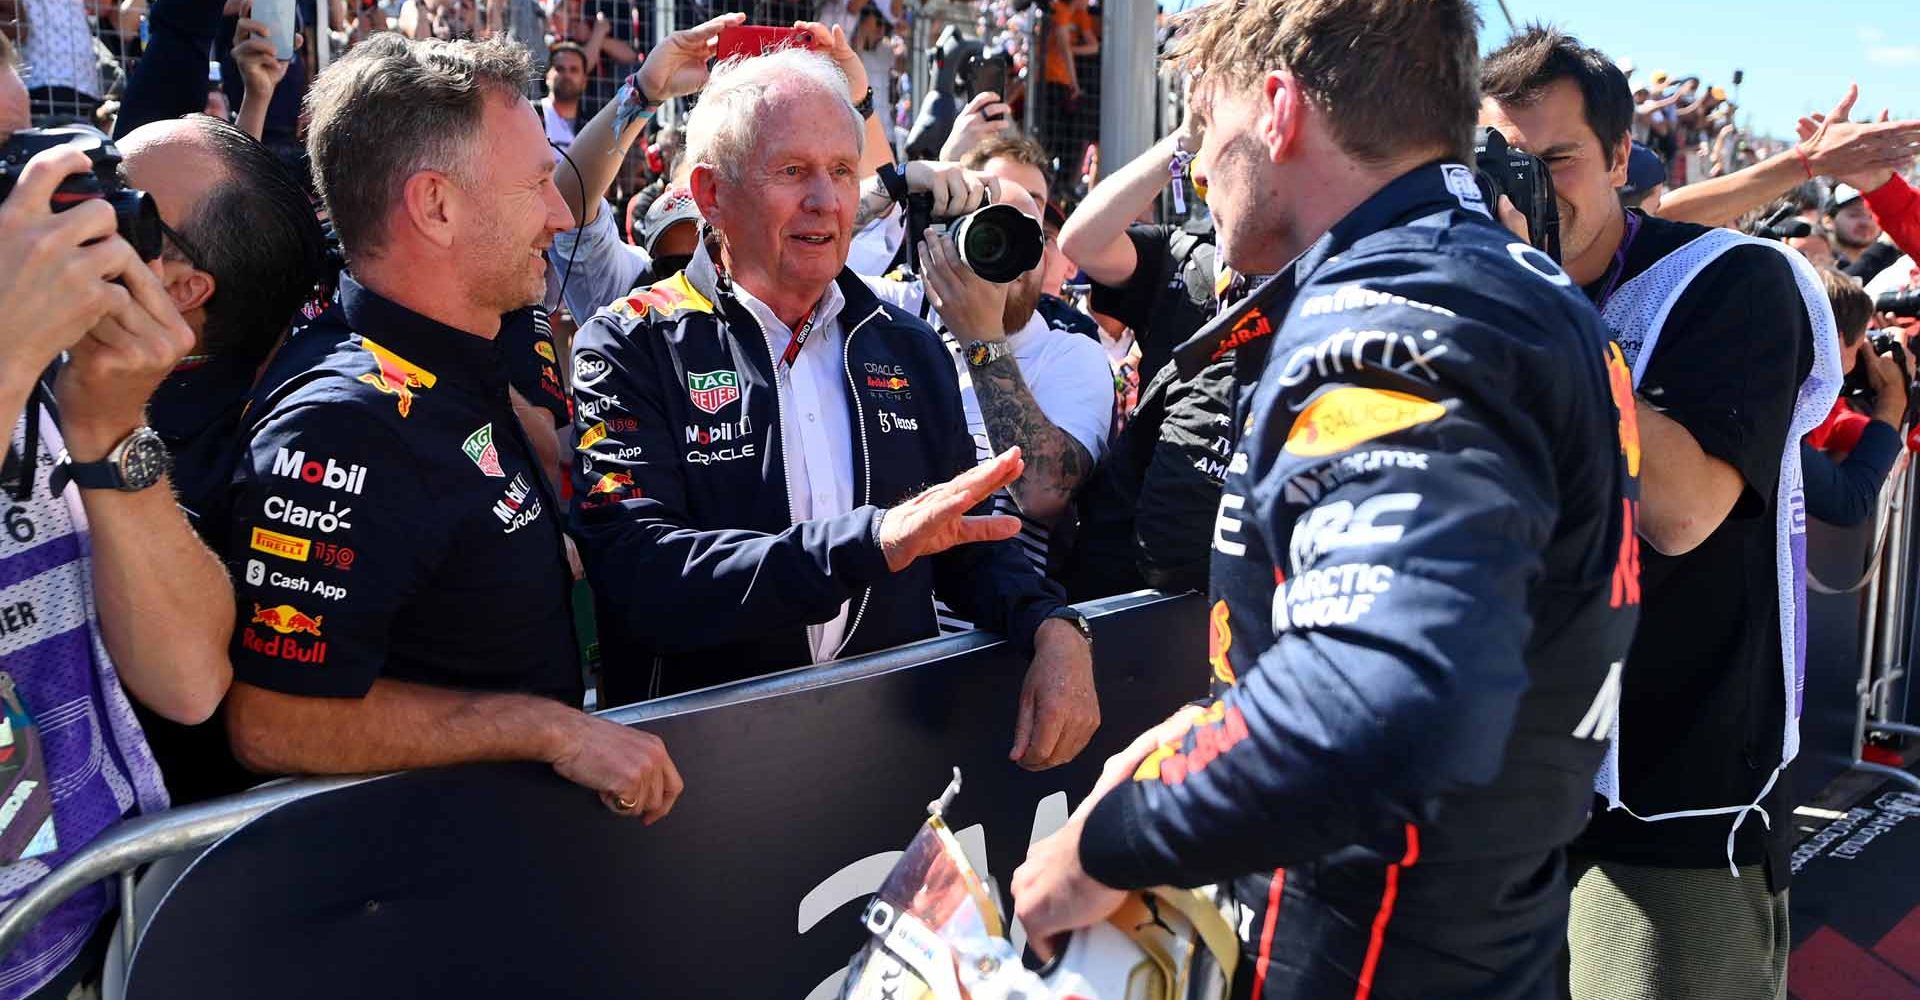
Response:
[1608,133,1632,188]
[689,164,723,222]
[401,170,459,250]
[1261,71,1307,165]
[162,258,215,315]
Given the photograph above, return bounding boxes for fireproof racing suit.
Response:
[1075,165,1643,1000]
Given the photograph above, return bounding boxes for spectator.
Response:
[1828,183,1883,270]
[0,34,234,997]
[546,0,639,115]
[1653,84,1920,229]
[1483,28,1837,1000]
[230,12,292,141]
[632,184,699,278]
[1804,268,1907,527]
[1038,0,1095,174]
[540,40,588,152]
[398,0,475,40]
[1619,140,1666,214]
[567,43,1099,771]
[222,34,682,825]
[1055,91,1236,599]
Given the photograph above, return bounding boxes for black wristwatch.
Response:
[853,86,876,119]
[1045,608,1093,643]
[60,427,169,492]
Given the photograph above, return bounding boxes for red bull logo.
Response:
[251,602,324,636]
[356,338,439,418]
[1605,342,1641,477]
[588,471,635,498]
[618,272,715,321]
[1208,600,1235,686]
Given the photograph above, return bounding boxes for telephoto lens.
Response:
[1878,288,1920,320]
[945,204,1044,284]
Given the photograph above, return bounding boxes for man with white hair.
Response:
[568,40,1100,771]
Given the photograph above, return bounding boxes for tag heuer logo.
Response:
[687,370,741,415]
[462,423,505,477]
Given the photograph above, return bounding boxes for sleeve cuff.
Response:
[1078,784,1165,890]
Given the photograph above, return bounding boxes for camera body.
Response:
[1473,126,1562,262]
[1844,329,1918,424]
[0,126,163,262]
[1878,288,1920,320]
[904,191,1044,284]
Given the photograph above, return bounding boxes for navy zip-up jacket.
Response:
[1080,164,1642,886]
[569,248,1067,704]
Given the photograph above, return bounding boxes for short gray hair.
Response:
[683,48,863,185]
[306,32,533,262]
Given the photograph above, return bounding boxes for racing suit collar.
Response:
[1171,160,1485,377]
[336,273,510,388]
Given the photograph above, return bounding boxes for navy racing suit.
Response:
[1075,164,1643,1000]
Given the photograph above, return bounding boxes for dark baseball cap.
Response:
[1619,142,1666,198]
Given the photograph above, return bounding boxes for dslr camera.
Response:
[1474,127,1562,262]
[0,125,162,261]
[904,191,1044,284]
[1844,329,1919,423]
[1878,288,1920,320]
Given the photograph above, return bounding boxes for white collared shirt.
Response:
[732,280,858,663]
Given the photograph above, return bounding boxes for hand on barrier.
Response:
[1011,618,1101,771]
[549,714,683,823]
[877,447,1024,572]
[0,145,139,382]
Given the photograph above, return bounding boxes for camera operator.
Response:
[1805,268,1909,527]
[1482,29,1839,999]
[221,34,682,825]
[852,140,1112,578]
[567,46,1099,771]
[1015,3,1639,997]
[0,35,234,998]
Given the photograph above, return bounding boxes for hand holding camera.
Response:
[1861,335,1913,429]
[920,226,1011,344]
[0,143,157,391]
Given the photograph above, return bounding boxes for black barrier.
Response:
[1803,514,1882,799]
[119,592,1206,999]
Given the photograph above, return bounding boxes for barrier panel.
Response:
[111,590,1205,999]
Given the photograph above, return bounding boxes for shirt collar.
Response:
[687,237,850,338]
[337,273,508,385]
[1171,160,1485,376]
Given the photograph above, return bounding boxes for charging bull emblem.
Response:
[357,338,438,418]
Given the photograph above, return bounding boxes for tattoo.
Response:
[972,353,1092,518]
[853,181,899,229]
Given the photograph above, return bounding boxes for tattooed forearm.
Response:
[854,178,899,229]
[973,354,1093,522]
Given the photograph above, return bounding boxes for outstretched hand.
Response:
[877,448,1024,572]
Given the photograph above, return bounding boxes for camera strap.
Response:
[1593,211,1644,311]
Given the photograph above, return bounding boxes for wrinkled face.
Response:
[1787,232,1834,271]
[1832,201,1881,250]
[461,94,574,313]
[707,87,862,303]
[979,156,1048,329]
[1481,79,1630,284]
[546,50,587,103]
[1190,78,1286,273]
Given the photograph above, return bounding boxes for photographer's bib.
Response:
[1598,229,1840,873]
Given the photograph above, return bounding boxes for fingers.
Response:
[643,748,684,825]
[961,90,999,116]
[677,11,742,46]
[3,147,99,223]
[1009,687,1034,762]
[943,446,1024,505]
[235,16,267,39]
[951,512,1022,544]
[1018,698,1065,770]
[1831,83,1859,123]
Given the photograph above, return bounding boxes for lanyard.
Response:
[779,301,826,368]
[1594,211,1644,311]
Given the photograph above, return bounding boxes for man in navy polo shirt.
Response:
[222,34,682,822]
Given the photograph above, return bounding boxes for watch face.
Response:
[119,433,169,489]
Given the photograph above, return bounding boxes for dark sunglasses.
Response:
[155,216,209,272]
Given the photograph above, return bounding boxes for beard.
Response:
[1001,270,1043,333]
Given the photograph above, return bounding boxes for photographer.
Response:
[854,141,1112,571]
[0,36,234,998]
[567,46,1099,771]
[222,34,682,826]
[1805,267,1908,527]
[1482,29,1837,999]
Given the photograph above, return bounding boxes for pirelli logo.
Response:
[250,527,311,562]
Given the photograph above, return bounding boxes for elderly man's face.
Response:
[460,93,574,313]
[710,86,861,301]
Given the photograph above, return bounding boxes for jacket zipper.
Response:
[743,306,812,651]
[832,304,888,659]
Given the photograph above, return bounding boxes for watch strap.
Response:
[854,86,876,119]
[60,449,123,490]
[876,162,910,206]
[965,340,1012,368]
